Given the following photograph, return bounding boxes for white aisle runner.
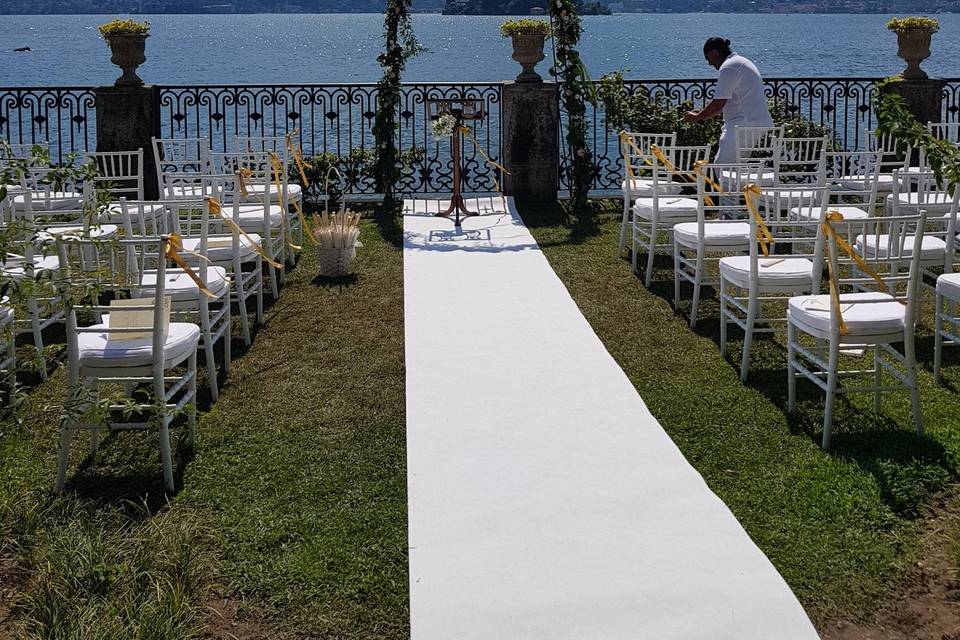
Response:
[403,197,820,640]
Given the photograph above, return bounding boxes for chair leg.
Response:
[822,339,840,450]
[255,267,265,325]
[619,196,630,256]
[203,329,218,403]
[644,219,657,288]
[159,418,175,493]
[673,242,681,310]
[236,278,251,346]
[873,344,882,414]
[740,293,757,382]
[223,294,232,375]
[719,276,728,358]
[934,293,943,384]
[631,224,641,274]
[787,320,797,412]
[690,252,704,328]
[188,351,198,447]
[268,262,280,300]
[904,330,924,437]
[27,298,47,379]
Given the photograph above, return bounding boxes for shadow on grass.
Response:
[634,251,959,519]
[516,199,608,248]
[311,273,359,290]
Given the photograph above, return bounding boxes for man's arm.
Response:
[685,98,727,123]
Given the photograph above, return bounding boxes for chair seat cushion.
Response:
[718,169,776,187]
[36,224,118,243]
[180,234,261,264]
[856,234,946,261]
[633,197,698,222]
[239,183,303,203]
[233,205,285,230]
[838,173,894,192]
[1,254,60,279]
[937,272,960,301]
[105,201,167,223]
[133,267,230,304]
[719,255,815,289]
[791,204,868,222]
[621,178,682,197]
[789,292,906,335]
[13,191,84,210]
[674,222,751,247]
[886,191,955,211]
[78,321,200,369]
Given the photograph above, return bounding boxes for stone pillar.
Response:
[95,84,162,199]
[881,77,946,128]
[502,81,559,203]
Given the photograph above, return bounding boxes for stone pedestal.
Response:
[502,81,558,203]
[95,84,161,199]
[881,77,946,127]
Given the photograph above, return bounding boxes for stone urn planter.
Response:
[888,17,939,80]
[106,34,149,86]
[510,34,547,83]
[98,19,151,86]
[500,19,551,84]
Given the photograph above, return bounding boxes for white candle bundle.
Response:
[314,209,361,250]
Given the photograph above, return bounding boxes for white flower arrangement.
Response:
[431,113,457,140]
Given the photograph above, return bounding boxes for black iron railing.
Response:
[3,78,960,195]
[0,86,96,162]
[156,83,502,195]
[564,77,960,191]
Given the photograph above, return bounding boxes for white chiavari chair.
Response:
[618,131,677,256]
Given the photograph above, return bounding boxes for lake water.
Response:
[1,13,960,86]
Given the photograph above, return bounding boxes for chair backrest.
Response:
[826,150,882,210]
[648,144,712,194]
[698,162,765,220]
[235,134,297,159]
[928,122,960,145]
[735,126,784,164]
[827,212,926,333]
[866,129,912,175]
[57,235,171,380]
[747,184,828,288]
[152,137,210,194]
[620,132,677,180]
[773,136,829,185]
[87,149,145,201]
[892,169,948,209]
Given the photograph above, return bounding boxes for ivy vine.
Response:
[372,0,422,208]
[874,78,960,196]
[549,0,595,212]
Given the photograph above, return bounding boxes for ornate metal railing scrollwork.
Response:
[157,83,502,196]
[0,87,96,163]
[577,77,960,192]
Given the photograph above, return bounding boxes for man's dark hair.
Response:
[703,37,732,58]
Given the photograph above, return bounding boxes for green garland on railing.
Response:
[372,0,422,208]
[549,0,595,212]
[874,78,960,195]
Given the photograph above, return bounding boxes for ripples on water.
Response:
[1,13,958,85]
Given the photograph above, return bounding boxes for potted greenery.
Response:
[887,16,939,80]
[99,18,150,86]
[500,19,551,83]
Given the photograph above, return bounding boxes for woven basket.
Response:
[317,246,356,277]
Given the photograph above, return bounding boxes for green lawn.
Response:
[0,212,409,639]
[521,200,960,627]
[3,201,959,637]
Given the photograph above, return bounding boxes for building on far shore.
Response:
[530,6,544,13]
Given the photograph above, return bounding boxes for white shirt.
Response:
[714,52,773,127]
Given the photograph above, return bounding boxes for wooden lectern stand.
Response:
[428,99,485,227]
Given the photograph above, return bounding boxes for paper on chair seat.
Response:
[108,296,171,341]
[802,297,852,314]
[206,238,235,249]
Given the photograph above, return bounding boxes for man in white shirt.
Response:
[685,38,774,163]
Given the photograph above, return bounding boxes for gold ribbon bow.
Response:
[207,197,284,269]
[285,130,312,189]
[693,159,724,207]
[743,183,776,257]
[819,210,903,335]
[165,234,217,298]
[619,131,641,179]
[236,166,258,201]
[267,153,304,251]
